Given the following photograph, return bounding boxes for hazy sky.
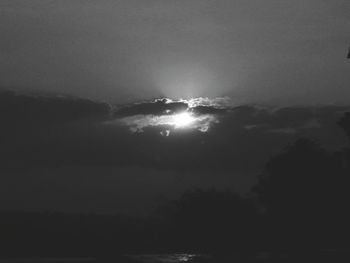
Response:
[1,0,350,104]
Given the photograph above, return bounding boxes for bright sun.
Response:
[172,112,195,128]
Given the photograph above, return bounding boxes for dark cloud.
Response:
[0,89,111,126]
[113,97,229,118]
[1,93,350,214]
[189,105,228,115]
[114,98,188,117]
[2,94,349,170]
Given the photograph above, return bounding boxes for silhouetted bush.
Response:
[253,112,350,250]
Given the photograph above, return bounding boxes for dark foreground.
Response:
[3,252,350,263]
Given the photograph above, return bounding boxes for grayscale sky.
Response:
[1,0,350,104]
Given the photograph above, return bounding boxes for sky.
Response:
[1,0,350,104]
[1,1,350,216]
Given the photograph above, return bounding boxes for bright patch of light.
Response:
[176,253,196,261]
[107,97,226,135]
[172,112,195,128]
[109,113,217,134]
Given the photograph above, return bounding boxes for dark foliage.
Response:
[338,112,350,139]
[2,110,350,257]
[254,115,350,250]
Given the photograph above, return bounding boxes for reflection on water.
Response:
[126,254,201,263]
[4,251,350,263]
[0,256,201,263]
[126,251,350,263]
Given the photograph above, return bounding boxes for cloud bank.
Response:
[110,97,228,134]
[1,90,350,214]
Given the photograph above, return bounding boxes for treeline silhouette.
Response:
[2,113,350,258]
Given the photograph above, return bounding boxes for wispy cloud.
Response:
[110,97,228,134]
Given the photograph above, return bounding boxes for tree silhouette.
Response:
[338,112,350,139]
[254,112,350,250]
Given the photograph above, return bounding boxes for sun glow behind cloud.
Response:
[117,112,216,135]
[172,112,195,128]
[108,97,227,135]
